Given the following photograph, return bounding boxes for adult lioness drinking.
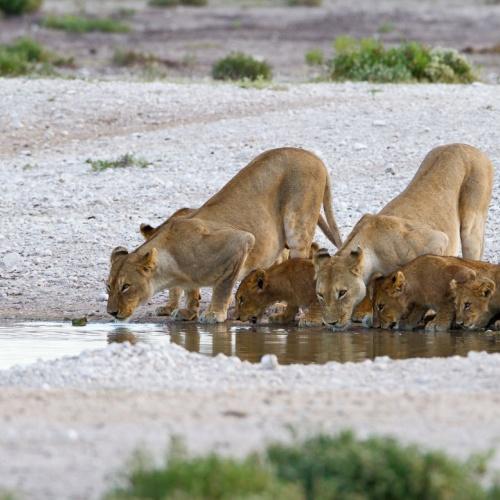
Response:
[314,143,493,330]
[106,147,342,323]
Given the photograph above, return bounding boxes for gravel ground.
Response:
[1,79,500,499]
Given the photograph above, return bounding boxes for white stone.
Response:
[2,252,22,271]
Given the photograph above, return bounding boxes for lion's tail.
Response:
[319,174,342,249]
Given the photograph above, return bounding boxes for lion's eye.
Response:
[239,297,244,305]
[317,292,324,302]
[121,284,130,293]
[106,283,111,293]
[338,289,347,299]
[464,302,471,311]
[377,303,385,312]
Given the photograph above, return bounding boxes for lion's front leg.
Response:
[269,304,299,324]
[156,287,183,316]
[298,302,323,328]
[199,230,255,324]
[171,288,201,321]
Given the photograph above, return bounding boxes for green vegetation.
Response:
[42,15,130,33]
[106,432,499,500]
[0,0,41,15]
[305,48,324,66]
[212,52,272,81]
[0,37,69,77]
[287,0,322,6]
[149,0,208,7]
[330,37,476,83]
[87,154,151,172]
[378,21,395,34]
[112,49,159,67]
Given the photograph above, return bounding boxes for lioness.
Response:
[372,255,481,331]
[314,144,493,330]
[235,257,323,327]
[450,262,500,330]
[107,147,342,322]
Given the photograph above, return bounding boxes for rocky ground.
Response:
[1,78,500,499]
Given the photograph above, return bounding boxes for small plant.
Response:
[378,21,395,34]
[212,52,272,81]
[0,37,65,76]
[42,15,130,33]
[87,154,151,172]
[0,0,42,15]
[330,37,476,83]
[112,49,158,67]
[305,48,324,66]
[287,0,321,5]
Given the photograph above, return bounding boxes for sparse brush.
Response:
[288,0,321,6]
[305,48,324,66]
[330,36,476,83]
[149,0,207,6]
[0,0,42,15]
[86,154,151,172]
[42,15,130,33]
[212,52,272,81]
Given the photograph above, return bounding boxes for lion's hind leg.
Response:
[156,287,183,316]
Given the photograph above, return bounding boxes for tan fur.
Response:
[235,258,323,327]
[449,261,500,330]
[372,255,482,332]
[107,148,342,322]
[314,144,493,330]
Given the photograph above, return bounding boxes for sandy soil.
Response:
[0,0,499,81]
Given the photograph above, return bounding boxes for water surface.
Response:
[1,321,499,370]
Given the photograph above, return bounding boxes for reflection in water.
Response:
[1,321,499,369]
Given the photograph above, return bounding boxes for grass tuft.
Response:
[305,48,324,66]
[287,0,322,5]
[330,37,476,83]
[87,154,151,172]
[212,52,272,81]
[0,0,41,15]
[149,0,207,7]
[105,432,499,500]
[0,37,67,76]
[42,15,130,33]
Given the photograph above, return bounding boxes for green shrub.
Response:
[42,15,130,33]
[0,0,41,15]
[86,154,151,172]
[268,432,490,500]
[112,49,158,67]
[106,433,499,500]
[330,37,475,83]
[212,52,272,81]
[305,48,324,66]
[105,444,301,500]
[0,37,61,76]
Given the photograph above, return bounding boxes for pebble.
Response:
[2,252,22,271]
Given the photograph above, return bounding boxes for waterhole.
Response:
[0,321,499,370]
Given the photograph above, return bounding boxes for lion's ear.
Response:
[140,223,156,240]
[313,248,331,276]
[140,248,158,273]
[111,246,128,263]
[477,278,496,298]
[389,270,406,294]
[255,269,267,290]
[349,246,364,277]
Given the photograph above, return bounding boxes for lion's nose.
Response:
[328,321,338,326]
[251,316,257,324]
[455,319,463,326]
[389,322,397,329]
[109,311,118,318]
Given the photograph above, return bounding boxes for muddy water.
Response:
[1,321,499,370]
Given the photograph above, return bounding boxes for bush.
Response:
[287,0,322,5]
[268,432,491,500]
[305,48,324,66]
[106,433,499,500]
[0,37,55,76]
[330,37,475,83]
[212,52,272,81]
[42,15,130,33]
[0,0,41,15]
[86,154,151,172]
[105,443,301,500]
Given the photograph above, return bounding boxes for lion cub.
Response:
[450,263,499,330]
[372,255,479,331]
[235,257,322,327]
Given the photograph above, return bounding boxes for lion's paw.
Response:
[424,320,449,332]
[298,317,322,328]
[199,310,226,324]
[156,305,176,317]
[171,308,198,321]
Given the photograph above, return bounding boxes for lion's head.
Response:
[313,247,366,330]
[106,246,158,320]
[450,272,495,330]
[371,271,410,329]
[234,268,269,323]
